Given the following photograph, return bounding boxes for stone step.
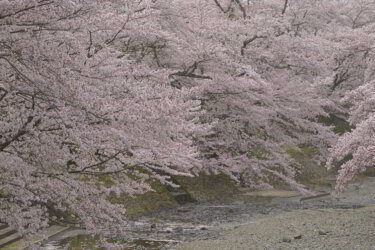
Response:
[239,190,301,198]
[0,225,70,250]
[0,227,17,240]
[0,232,21,249]
[37,225,70,241]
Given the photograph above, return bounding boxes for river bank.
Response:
[169,176,375,250]
[170,205,375,250]
[40,176,375,249]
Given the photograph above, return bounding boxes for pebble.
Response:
[318,230,328,235]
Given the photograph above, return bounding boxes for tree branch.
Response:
[0,87,8,103]
[282,0,289,15]
[234,0,246,18]
[213,0,232,13]
[241,35,266,56]
[169,61,212,80]
[0,116,33,152]
[0,1,54,20]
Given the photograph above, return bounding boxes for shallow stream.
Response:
[42,176,375,249]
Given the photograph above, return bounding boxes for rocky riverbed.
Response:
[167,176,375,250]
[42,176,375,249]
[171,205,375,250]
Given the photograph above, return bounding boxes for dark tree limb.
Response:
[331,70,349,91]
[0,87,8,103]
[234,0,246,18]
[241,35,266,56]
[87,30,94,58]
[170,72,212,79]
[0,116,34,152]
[213,0,229,13]
[213,0,247,18]
[57,7,85,21]
[169,61,212,81]
[282,0,289,15]
[0,1,54,20]
[106,17,129,45]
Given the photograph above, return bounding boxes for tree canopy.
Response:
[1,0,375,241]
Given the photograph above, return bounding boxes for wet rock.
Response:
[174,227,183,233]
[294,234,302,239]
[172,192,196,205]
[177,208,191,213]
[318,229,328,235]
[282,237,292,243]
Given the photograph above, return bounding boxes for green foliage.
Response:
[286,145,330,186]
[173,173,239,201]
[97,175,115,188]
[57,235,164,250]
[109,179,178,217]
[111,173,240,215]
[318,114,352,135]
[106,167,240,215]
[286,145,317,163]
[59,235,103,250]
[248,149,268,160]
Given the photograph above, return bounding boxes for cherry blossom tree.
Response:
[328,82,375,191]
[0,0,208,239]
[155,0,338,192]
[183,0,375,192]
[240,0,375,192]
[1,0,374,243]
[322,0,375,190]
